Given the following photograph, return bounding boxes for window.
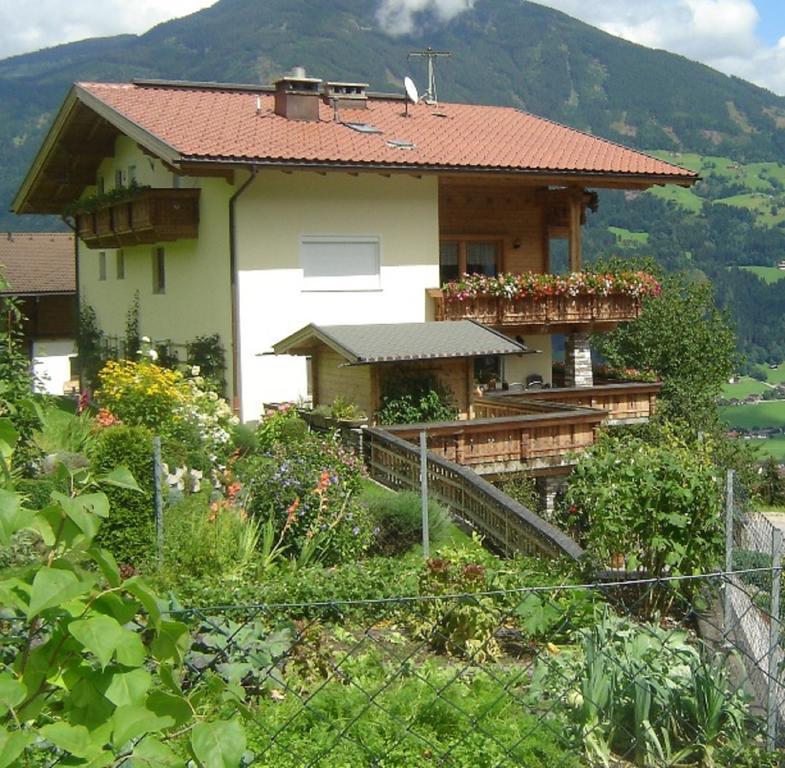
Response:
[116,250,125,280]
[300,235,381,292]
[98,252,107,281]
[127,165,137,185]
[97,176,105,194]
[439,239,501,284]
[152,247,166,294]
[115,169,125,189]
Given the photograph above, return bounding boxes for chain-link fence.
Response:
[163,569,781,767]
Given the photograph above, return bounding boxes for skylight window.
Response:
[343,122,382,134]
[386,139,416,150]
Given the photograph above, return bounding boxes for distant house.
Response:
[0,232,76,394]
[12,71,696,421]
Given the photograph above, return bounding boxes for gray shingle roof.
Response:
[272,320,534,364]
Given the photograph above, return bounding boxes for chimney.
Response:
[274,68,322,121]
[323,81,369,110]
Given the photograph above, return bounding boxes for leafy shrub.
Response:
[160,491,260,581]
[563,430,723,611]
[96,358,237,463]
[329,396,366,420]
[91,424,154,566]
[32,406,96,459]
[186,333,227,394]
[377,373,458,425]
[237,431,372,565]
[495,473,542,513]
[411,547,503,661]
[364,489,450,555]
[255,405,308,452]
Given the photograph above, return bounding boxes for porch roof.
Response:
[271,320,537,365]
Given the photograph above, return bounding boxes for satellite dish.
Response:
[404,76,419,105]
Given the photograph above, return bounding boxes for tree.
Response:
[757,457,785,506]
[592,268,737,433]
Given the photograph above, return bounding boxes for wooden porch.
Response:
[475,382,661,425]
[428,289,642,331]
[76,188,200,248]
[385,402,607,475]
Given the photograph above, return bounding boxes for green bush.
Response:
[364,489,450,555]
[377,373,458,425]
[495,473,542,513]
[91,425,154,566]
[255,406,308,452]
[236,430,372,565]
[160,491,259,581]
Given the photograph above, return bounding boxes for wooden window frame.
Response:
[439,237,504,281]
[98,251,107,282]
[116,250,125,280]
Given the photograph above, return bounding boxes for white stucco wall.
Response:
[78,136,234,391]
[235,171,440,420]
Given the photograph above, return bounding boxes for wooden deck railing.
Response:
[363,426,584,560]
[428,289,641,329]
[383,404,607,474]
[76,188,200,248]
[477,382,661,425]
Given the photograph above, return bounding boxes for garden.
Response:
[0,293,781,766]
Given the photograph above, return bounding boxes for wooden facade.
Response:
[76,188,200,248]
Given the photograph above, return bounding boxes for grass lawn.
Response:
[649,183,703,212]
[720,400,785,430]
[764,364,785,386]
[608,226,649,245]
[722,376,769,399]
[714,192,785,226]
[750,434,785,461]
[739,266,785,284]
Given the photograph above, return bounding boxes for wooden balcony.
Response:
[385,402,607,475]
[476,382,661,425]
[428,289,642,331]
[76,188,200,248]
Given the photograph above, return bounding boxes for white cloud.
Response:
[533,0,785,95]
[376,0,475,35]
[0,0,215,60]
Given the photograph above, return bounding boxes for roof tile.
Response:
[0,233,74,295]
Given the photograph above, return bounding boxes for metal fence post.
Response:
[420,430,430,559]
[724,469,735,640]
[152,435,164,568]
[768,527,783,750]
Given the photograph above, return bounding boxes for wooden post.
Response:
[568,187,582,272]
[723,469,734,640]
[420,431,430,558]
[153,436,164,568]
[768,527,782,750]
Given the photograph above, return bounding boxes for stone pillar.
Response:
[564,331,593,388]
[537,475,566,520]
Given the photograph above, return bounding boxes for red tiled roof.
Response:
[78,82,695,180]
[0,233,75,295]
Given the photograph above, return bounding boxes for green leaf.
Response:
[0,727,34,768]
[151,619,191,663]
[101,466,141,492]
[39,722,98,759]
[104,668,152,707]
[132,735,186,767]
[74,492,110,520]
[0,418,18,456]
[92,592,139,625]
[124,577,162,624]
[0,489,29,545]
[0,675,26,713]
[147,690,193,727]
[88,547,121,588]
[112,704,174,747]
[190,719,246,768]
[69,615,125,669]
[27,567,91,618]
[114,629,145,667]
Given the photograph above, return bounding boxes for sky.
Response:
[2,0,785,95]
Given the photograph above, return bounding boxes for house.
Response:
[12,71,696,423]
[0,232,77,394]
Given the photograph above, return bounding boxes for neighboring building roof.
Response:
[273,320,536,364]
[78,81,694,179]
[0,233,75,295]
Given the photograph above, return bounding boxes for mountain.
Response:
[3,0,785,363]
[4,0,785,231]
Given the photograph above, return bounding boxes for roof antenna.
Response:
[407,47,451,104]
[403,76,419,117]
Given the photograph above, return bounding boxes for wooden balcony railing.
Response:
[384,402,607,475]
[363,426,585,560]
[477,382,661,425]
[428,289,642,329]
[76,188,200,248]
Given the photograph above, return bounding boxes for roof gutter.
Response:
[229,167,257,416]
